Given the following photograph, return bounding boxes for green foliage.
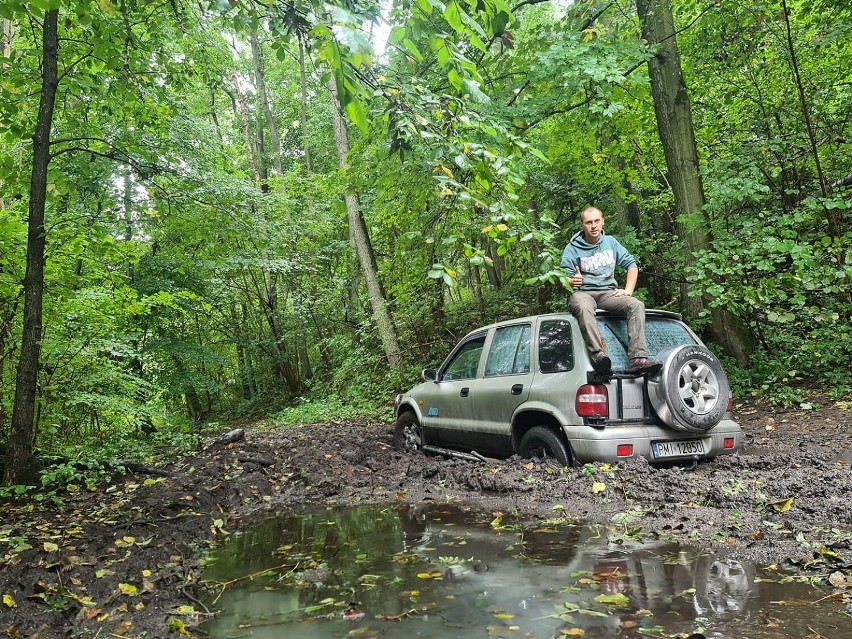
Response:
[271,395,375,425]
[1,0,850,478]
[687,196,852,402]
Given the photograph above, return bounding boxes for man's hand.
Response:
[612,288,632,297]
[569,267,583,289]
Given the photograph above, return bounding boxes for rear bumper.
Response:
[563,419,742,464]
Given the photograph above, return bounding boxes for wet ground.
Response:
[1,394,851,638]
[201,504,850,639]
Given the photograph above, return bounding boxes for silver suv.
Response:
[393,310,741,465]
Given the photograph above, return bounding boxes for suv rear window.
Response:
[599,318,695,369]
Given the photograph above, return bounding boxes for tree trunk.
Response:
[4,9,59,486]
[484,241,501,289]
[1,17,11,211]
[230,72,262,190]
[601,130,640,234]
[327,79,403,369]
[298,36,313,173]
[209,86,224,144]
[635,0,752,367]
[250,30,283,176]
[0,330,6,442]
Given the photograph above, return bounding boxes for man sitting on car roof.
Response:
[560,206,662,376]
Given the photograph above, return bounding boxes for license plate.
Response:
[652,439,704,459]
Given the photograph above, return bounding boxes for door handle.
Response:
[460,387,469,397]
[511,384,523,395]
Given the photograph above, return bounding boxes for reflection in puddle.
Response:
[201,504,847,638]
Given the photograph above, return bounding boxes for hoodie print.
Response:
[580,249,615,276]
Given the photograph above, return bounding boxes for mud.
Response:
[1,396,851,638]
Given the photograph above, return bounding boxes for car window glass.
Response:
[442,336,486,381]
[539,320,574,373]
[600,318,695,369]
[485,324,531,377]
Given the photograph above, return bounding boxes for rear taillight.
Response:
[576,384,609,418]
[723,437,735,449]
[617,444,634,457]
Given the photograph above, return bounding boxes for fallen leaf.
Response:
[820,546,839,559]
[43,542,59,552]
[2,594,16,608]
[561,628,585,636]
[343,607,366,621]
[592,482,606,494]
[594,592,629,606]
[771,498,793,513]
[168,618,189,635]
[828,571,851,588]
[117,583,138,596]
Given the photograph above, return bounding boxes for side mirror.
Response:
[422,368,437,382]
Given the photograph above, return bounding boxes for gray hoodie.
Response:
[560,231,637,291]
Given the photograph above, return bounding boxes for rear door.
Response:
[465,323,534,452]
[598,316,698,421]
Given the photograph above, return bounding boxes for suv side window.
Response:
[539,320,574,373]
[485,324,531,377]
[442,335,486,381]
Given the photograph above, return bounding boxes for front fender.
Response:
[395,396,425,423]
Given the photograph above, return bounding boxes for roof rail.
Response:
[594,308,683,321]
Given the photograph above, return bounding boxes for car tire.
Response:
[648,345,730,433]
[519,426,574,466]
[394,412,423,454]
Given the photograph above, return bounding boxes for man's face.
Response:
[581,210,604,243]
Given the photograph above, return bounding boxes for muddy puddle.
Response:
[201,504,849,638]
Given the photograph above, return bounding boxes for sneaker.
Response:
[627,357,663,375]
[590,353,612,374]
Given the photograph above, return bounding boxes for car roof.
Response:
[461,309,684,339]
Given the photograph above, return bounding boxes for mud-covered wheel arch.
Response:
[518,426,575,467]
[394,411,424,453]
[648,344,730,433]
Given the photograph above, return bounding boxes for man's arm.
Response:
[617,266,638,296]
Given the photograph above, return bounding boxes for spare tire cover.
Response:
[647,344,730,432]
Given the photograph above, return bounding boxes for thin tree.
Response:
[250,29,283,176]
[327,80,402,369]
[4,9,59,485]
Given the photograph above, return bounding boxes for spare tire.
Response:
[647,345,730,433]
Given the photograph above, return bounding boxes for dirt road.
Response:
[1,396,851,637]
